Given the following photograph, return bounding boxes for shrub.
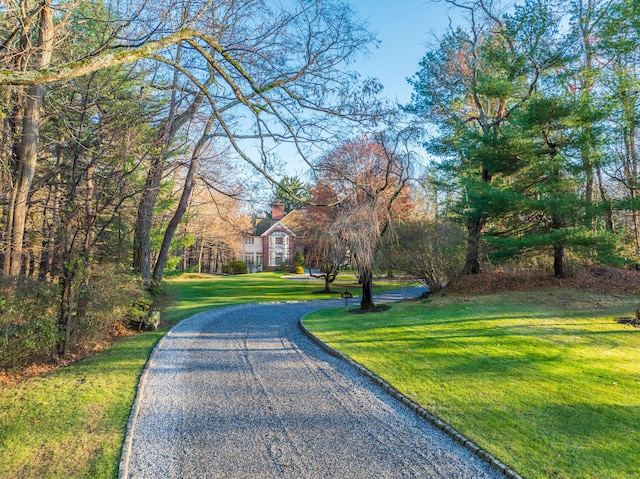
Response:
[128,296,154,327]
[164,256,182,272]
[223,261,248,275]
[65,266,151,354]
[395,220,467,292]
[281,252,306,274]
[0,277,59,370]
[0,267,153,370]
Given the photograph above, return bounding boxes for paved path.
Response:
[120,289,507,479]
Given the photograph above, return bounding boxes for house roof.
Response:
[250,209,307,237]
[261,220,295,238]
[252,217,276,236]
[279,209,307,234]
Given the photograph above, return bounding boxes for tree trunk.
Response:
[57,277,74,358]
[323,273,332,293]
[132,55,205,284]
[554,244,566,279]
[4,173,17,275]
[41,144,63,281]
[3,63,25,276]
[551,212,566,278]
[133,153,164,283]
[153,152,200,282]
[579,7,597,231]
[76,164,96,319]
[624,127,639,253]
[197,240,204,274]
[360,267,374,310]
[7,3,54,276]
[597,167,614,233]
[583,149,595,229]
[10,84,42,275]
[462,218,483,275]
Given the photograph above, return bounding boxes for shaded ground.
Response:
[445,266,640,296]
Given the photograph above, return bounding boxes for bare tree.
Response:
[0,0,382,284]
[181,180,249,274]
[314,133,412,309]
[303,214,349,294]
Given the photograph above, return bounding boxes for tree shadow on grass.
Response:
[349,305,391,314]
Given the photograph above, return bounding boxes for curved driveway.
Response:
[120,289,507,479]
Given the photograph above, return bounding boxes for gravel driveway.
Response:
[120,288,508,479]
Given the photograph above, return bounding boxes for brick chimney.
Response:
[271,202,285,220]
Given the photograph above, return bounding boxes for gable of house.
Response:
[262,222,295,268]
[239,207,307,271]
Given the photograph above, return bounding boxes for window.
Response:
[256,253,263,266]
[275,254,284,264]
[271,231,286,245]
[243,237,254,245]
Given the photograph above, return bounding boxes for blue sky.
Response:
[276,1,461,179]
[347,0,459,104]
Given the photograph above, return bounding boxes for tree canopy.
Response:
[0,0,384,358]
[409,0,640,276]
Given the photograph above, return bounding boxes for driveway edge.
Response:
[118,329,173,479]
[298,318,526,479]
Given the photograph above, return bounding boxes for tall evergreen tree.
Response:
[274,176,311,214]
[409,0,566,273]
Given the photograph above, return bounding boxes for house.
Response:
[239,203,306,272]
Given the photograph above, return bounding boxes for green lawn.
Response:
[304,289,640,479]
[0,272,406,479]
[0,331,164,479]
[161,271,407,323]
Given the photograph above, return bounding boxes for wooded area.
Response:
[1,0,639,368]
[409,0,640,278]
[0,0,383,366]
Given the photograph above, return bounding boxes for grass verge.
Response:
[0,331,164,479]
[0,272,408,479]
[304,288,640,479]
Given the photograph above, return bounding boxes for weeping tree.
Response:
[331,201,381,309]
[315,133,412,310]
[305,229,349,294]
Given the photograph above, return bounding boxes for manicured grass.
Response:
[161,271,405,324]
[0,271,407,479]
[304,289,640,479]
[0,331,164,479]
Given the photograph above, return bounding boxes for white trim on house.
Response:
[240,235,263,272]
[261,221,296,238]
[239,210,303,271]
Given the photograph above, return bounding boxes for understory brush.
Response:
[0,277,58,369]
[0,268,151,371]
